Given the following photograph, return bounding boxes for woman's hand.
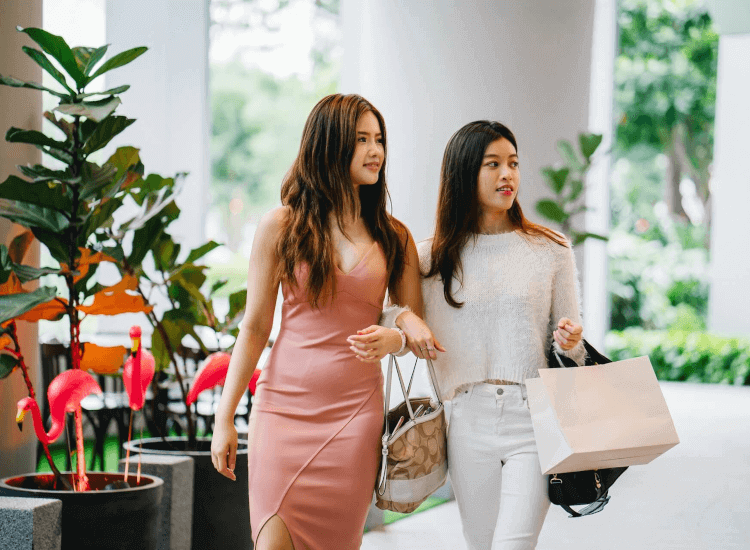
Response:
[211,419,238,481]
[396,311,446,360]
[554,317,583,351]
[347,326,402,363]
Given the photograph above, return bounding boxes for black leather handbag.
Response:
[545,340,628,517]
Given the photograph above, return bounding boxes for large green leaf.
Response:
[18,27,86,89]
[0,354,19,380]
[8,232,33,263]
[186,241,221,263]
[6,128,69,151]
[30,227,69,264]
[21,46,75,94]
[0,246,11,285]
[56,96,122,122]
[568,179,584,202]
[72,45,108,76]
[0,286,58,324]
[556,140,583,171]
[535,199,568,224]
[43,111,75,140]
[541,167,569,194]
[0,175,72,212]
[89,46,148,81]
[79,162,118,200]
[82,116,135,155]
[77,85,130,99]
[578,133,603,161]
[12,264,61,283]
[0,75,69,99]
[128,216,164,269]
[17,165,77,184]
[571,231,608,247]
[0,199,69,233]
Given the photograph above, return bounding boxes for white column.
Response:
[584,0,617,349]
[707,33,750,336]
[342,0,597,244]
[0,0,43,479]
[105,0,210,252]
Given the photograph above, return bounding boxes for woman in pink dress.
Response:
[211,93,441,550]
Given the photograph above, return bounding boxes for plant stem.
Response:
[67,115,87,489]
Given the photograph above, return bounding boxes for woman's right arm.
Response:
[211,206,286,480]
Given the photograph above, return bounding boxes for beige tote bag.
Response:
[375,354,448,513]
[526,355,680,475]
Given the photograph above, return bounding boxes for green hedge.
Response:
[605,329,750,385]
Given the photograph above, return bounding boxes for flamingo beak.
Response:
[16,409,25,431]
[130,336,140,356]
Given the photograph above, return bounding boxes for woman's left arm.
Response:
[550,241,585,365]
[347,226,445,362]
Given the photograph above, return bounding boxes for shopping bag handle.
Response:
[382,354,443,438]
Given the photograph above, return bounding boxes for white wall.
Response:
[341,0,597,245]
[105,0,210,253]
[341,0,618,351]
[708,33,750,336]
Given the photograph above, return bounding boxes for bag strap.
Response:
[382,354,443,437]
[558,492,610,518]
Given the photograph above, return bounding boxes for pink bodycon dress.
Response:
[247,241,386,549]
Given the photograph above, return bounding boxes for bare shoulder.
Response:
[255,205,290,243]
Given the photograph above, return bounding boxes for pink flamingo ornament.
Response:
[185,351,259,406]
[123,326,155,411]
[122,326,155,484]
[16,369,102,491]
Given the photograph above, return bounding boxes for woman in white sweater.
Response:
[389,120,585,550]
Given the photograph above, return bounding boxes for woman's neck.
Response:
[477,209,514,234]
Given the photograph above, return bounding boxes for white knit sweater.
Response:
[416,231,586,401]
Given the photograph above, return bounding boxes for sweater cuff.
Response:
[379,304,411,329]
[553,339,586,366]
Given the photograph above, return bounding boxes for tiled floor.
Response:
[362,381,750,549]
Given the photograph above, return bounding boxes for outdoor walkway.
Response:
[362,381,750,549]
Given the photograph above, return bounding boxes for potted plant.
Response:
[0,27,165,550]
[108,194,254,549]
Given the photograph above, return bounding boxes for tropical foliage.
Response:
[535,133,607,246]
[608,0,716,331]
[606,328,750,385]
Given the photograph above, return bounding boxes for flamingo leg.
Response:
[74,407,88,491]
[137,418,143,485]
[123,408,133,483]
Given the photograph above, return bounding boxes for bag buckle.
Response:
[550,474,562,484]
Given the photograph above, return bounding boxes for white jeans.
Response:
[448,383,550,550]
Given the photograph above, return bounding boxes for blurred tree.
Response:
[615,0,717,232]
[208,0,340,252]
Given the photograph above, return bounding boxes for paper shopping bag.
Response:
[525,356,680,475]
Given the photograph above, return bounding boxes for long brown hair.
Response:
[276,93,407,307]
[428,120,567,308]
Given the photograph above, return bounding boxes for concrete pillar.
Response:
[0,497,62,550]
[342,0,610,374]
[341,0,597,243]
[705,1,750,336]
[0,0,43,479]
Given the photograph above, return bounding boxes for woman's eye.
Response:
[487,162,498,167]
[511,162,519,168]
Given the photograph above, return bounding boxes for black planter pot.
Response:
[124,436,251,550]
[0,472,163,550]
